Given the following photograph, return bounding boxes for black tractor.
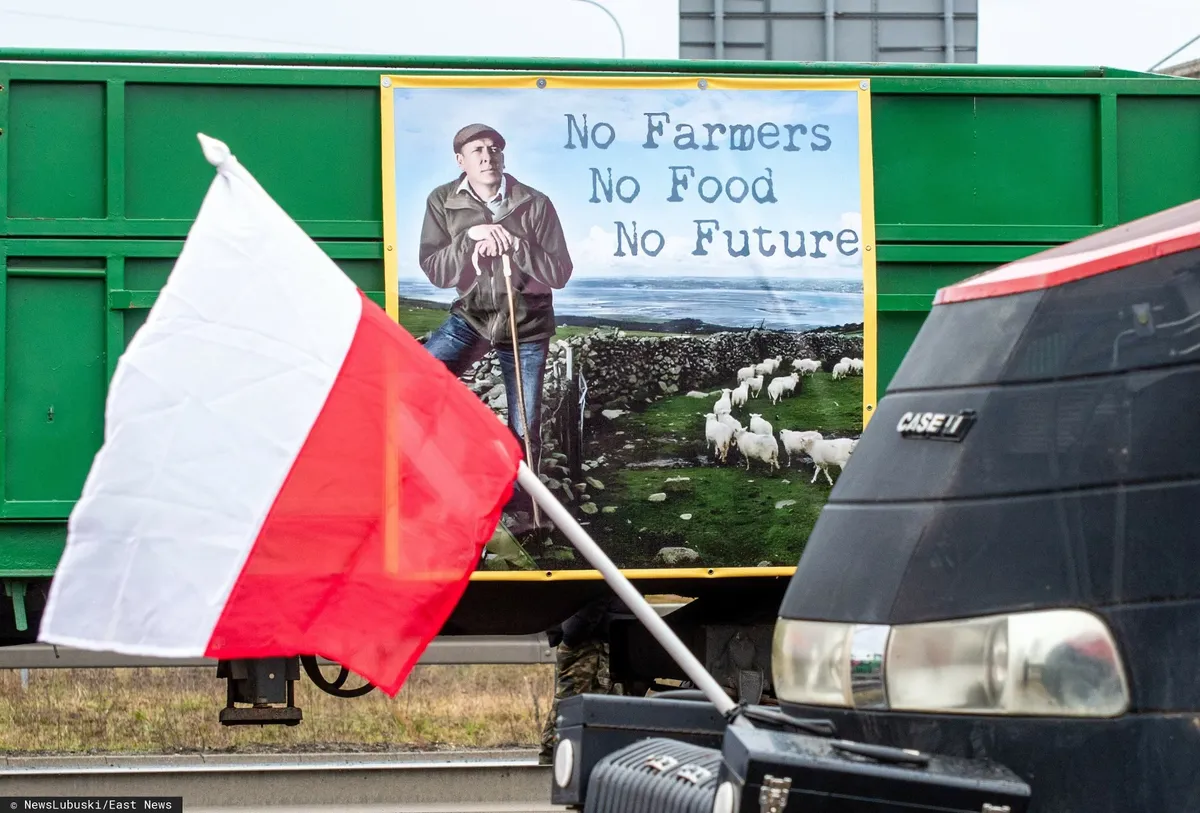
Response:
[547,196,1200,813]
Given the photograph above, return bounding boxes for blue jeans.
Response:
[423,311,549,522]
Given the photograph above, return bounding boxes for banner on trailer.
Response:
[381,74,876,576]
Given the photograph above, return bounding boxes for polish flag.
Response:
[36,134,524,695]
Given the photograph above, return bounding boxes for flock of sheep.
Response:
[700,354,863,485]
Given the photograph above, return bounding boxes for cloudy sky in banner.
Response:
[390,85,866,282]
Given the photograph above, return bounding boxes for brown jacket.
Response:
[418,173,573,345]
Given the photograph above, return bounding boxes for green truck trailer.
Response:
[0,48,1198,715]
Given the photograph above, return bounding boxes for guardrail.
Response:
[0,634,556,669]
[0,750,559,811]
[0,603,685,669]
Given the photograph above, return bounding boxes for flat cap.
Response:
[453,123,505,153]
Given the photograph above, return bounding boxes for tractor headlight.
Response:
[771,619,855,707]
[773,608,1129,717]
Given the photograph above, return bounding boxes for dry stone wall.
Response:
[426,326,864,423]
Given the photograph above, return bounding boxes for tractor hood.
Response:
[781,199,1200,631]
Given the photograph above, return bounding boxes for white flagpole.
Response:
[516,461,738,716]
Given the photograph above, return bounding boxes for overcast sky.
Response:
[1,1,1198,71]
[979,0,1200,71]
[0,0,678,60]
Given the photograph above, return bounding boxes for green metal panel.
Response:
[4,264,107,508]
[873,94,1101,229]
[6,82,106,219]
[0,47,1166,77]
[879,261,999,299]
[1117,96,1200,221]
[124,84,381,226]
[877,312,929,398]
[0,50,1197,585]
[124,257,176,290]
[0,524,68,575]
[0,237,388,575]
[123,256,384,292]
[876,257,1016,393]
[335,259,386,293]
[123,308,149,349]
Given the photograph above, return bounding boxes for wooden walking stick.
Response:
[501,251,542,530]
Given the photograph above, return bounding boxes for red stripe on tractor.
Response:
[936,230,1200,305]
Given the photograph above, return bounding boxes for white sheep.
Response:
[779,429,823,467]
[799,436,857,486]
[704,412,734,462]
[730,381,750,410]
[766,373,799,404]
[832,360,851,380]
[733,428,780,472]
[713,388,732,416]
[850,358,864,374]
[749,413,773,436]
[792,358,821,376]
[747,375,764,398]
[736,365,757,383]
[755,356,783,376]
[718,413,743,433]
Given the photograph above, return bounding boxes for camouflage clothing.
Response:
[539,638,614,759]
[538,597,628,762]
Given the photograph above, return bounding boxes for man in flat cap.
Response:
[418,122,574,541]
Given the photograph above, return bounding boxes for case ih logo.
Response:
[896,409,976,441]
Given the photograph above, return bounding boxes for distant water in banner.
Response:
[399,275,864,331]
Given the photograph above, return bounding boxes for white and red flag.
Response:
[37,134,523,695]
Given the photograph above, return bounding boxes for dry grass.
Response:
[0,664,554,756]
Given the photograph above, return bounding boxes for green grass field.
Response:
[588,467,832,567]
[390,298,864,570]
[398,305,455,338]
[636,372,862,449]
[576,372,863,569]
[0,665,551,755]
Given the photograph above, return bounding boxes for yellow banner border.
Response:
[379,72,877,584]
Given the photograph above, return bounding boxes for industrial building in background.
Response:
[681,0,978,63]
